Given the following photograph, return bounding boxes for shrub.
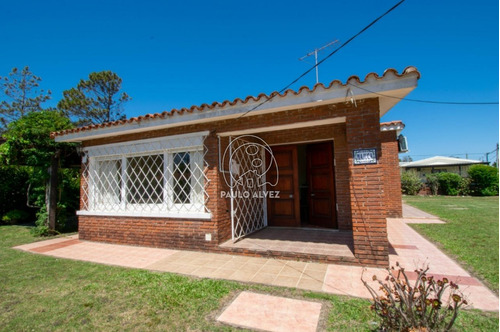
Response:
[363,263,467,332]
[425,174,439,195]
[436,172,463,196]
[0,166,31,217]
[1,209,30,225]
[468,164,499,196]
[401,171,423,195]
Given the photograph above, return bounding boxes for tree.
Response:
[0,66,51,133]
[400,155,413,162]
[0,110,77,234]
[468,164,499,196]
[58,71,130,126]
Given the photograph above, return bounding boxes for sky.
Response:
[1,0,498,162]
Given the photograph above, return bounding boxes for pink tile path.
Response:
[15,237,178,269]
[217,291,322,332]
[13,207,499,312]
[402,204,445,224]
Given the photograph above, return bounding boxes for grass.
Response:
[404,196,499,292]
[0,225,498,331]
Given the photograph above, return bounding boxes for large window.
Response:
[81,132,209,217]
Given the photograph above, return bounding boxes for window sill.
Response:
[76,210,212,220]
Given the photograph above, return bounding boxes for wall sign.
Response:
[353,148,377,165]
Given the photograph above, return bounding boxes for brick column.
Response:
[346,98,389,267]
[381,131,403,218]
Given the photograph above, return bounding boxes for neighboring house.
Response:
[51,66,420,268]
[400,156,488,180]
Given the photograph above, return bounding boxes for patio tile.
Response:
[273,276,299,288]
[259,263,285,274]
[304,262,328,272]
[193,266,220,278]
[211,268,238,279]
[297,277,323,291]
[229,270,256,282]
[278,265,304,278]
[251,273,277,284]
[217,291,322,332]
[170,264,200,274]
[240,263,265,274]
[302,269,326,282]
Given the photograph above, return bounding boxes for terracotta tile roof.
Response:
[51,66,420,139]
[380,120,405,131]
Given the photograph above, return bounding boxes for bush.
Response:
[363,263,467,332]
[468,164,499,196]
[0,166,31,217]
[401,171,423,195]
[1,209,30,225]
[425,174,439,195]
[436,172,464,196]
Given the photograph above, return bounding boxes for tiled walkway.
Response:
[14,206,499,312]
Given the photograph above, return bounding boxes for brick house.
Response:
[52,66,420,267]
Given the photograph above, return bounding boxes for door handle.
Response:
[311,193,315,197]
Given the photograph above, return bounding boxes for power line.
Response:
[237,0,407,119]
[348,82,499,105]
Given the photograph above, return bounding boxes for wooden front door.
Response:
[267,145,300,227]
[307,142,337,228]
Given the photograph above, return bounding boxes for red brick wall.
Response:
[79,215,219,250]
[346,98,389,267]
[381,131,403,217]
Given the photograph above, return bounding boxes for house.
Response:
[400,156,488,180]
[52,66,420,268]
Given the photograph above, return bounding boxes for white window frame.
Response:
[78,131,211,219]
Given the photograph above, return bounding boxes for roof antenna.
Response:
[346,87,357,107]
[299,40,339,84]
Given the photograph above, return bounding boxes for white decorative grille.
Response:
[81,132,209,216]
[229,136,267,241]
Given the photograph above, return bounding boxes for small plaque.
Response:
[353,148,377,165]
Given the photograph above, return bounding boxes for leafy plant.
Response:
[425,174,439,196]
[468,164,499,196]
[1,209,30,225]
[363,263,467,332]
[436,172,463,196]
[1,110,77,234]
[401,171,423,195]
[0,166,32,216]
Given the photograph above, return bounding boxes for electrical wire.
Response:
[348,82,499,105]
[237,0,407,119]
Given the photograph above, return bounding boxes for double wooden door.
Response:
[267,142,337,228]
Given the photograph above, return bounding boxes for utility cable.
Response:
[347,82,499,105]
[237,0,407,119]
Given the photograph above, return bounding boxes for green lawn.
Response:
[0,225,498,331]
[404,196,499,292]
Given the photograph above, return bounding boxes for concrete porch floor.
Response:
[219,227,355,259]
[13,204,499,312]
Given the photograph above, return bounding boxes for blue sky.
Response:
[1,0,498,161]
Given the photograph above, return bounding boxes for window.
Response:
[81,132,209,217]
[173,152,191,204]
[127,154,164,205]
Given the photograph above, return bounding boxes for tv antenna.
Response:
[299,40,339,84]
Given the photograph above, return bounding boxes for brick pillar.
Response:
[346,98,389,267]
[381,131,403,218]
